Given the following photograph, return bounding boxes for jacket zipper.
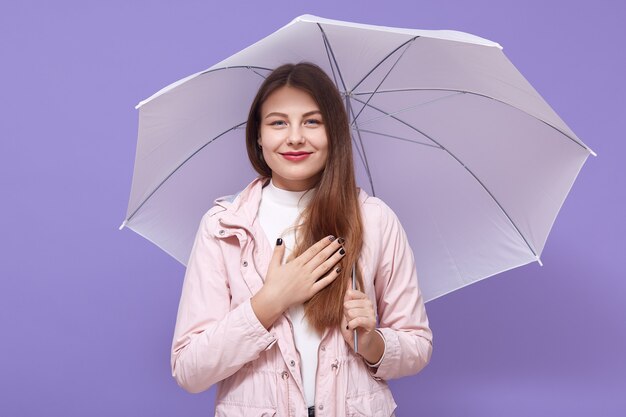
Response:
[220,216,300,415]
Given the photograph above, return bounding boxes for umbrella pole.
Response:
[352,263,358,353]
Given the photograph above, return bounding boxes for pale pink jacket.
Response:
[171,177,433,417]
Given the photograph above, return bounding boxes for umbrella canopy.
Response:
[120,14,595,302]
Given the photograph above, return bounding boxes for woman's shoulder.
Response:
[358,188,400,224]
[201,176,267,220]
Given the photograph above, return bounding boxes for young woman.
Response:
[171,62,433,417]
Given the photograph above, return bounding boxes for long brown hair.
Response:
[246,62,364,333]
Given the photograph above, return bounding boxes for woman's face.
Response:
[258,86,329,191]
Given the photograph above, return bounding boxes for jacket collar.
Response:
[213,177,269,234]
[214,176,370,233]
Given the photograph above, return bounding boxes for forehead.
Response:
[261,86,319,115]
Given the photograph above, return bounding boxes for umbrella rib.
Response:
[356,91,463,127]
[316,23,348,92]
[316,22,376,192]
[125,121,248,223]
[247,66,270,79]
[353,128,441,149]
[351,138,369,187]
[346,97,376,196]
[353,87,591,154]
[197,65,275,77]
[351,94,460,146]
[351,37,416,126]
[319,25,340,89]
[352,36,419,92]
[348,127,369,182]
[350,95,540,259]
[136,66,274,109]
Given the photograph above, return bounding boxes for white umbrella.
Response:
[120,14,596,302]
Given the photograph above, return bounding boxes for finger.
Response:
[347,316,375,331]
[297,235,336,265]
[269,237,286,269]
[308,239,346,272]
[311,264,342,294]
[344,298,374,313]
[343,304,376,317]
[344,306,374,322]
[344,301,374,315]
[340,315,354,347]
[344,288,367,301]
[312,245,346,277]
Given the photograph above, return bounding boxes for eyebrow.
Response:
[264,110,322,119]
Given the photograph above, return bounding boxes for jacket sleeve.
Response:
[369,200,433,380]
[170,210,277,393]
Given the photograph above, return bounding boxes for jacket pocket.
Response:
[214,363,279,416]
[345,385,397,417]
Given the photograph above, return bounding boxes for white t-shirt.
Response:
[258,179,320,407]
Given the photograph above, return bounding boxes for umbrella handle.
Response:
[352,263,358,354]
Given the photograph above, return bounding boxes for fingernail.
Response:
[336,267,342,273]
[328,236,336,241]
[339,248,345,255]
[276,238,283,246]
[346,325,349,330]
[337,237,345,245]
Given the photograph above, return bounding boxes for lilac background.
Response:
[1,1,624,416]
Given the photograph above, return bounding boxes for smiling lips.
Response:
[281,152,312,161]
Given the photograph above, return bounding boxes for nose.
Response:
[287,126,306,145]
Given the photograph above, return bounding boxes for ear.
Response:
[257,137,262,148]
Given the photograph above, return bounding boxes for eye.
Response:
[270,120,287,126]
[305,119,321,125]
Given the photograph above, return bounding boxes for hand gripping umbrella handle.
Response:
[352,263,358,354]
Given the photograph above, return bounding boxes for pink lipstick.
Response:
[281,152,312,161]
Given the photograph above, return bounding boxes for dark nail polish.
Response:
[346,325,349,330]
[276,238,283,246]
[339,248,345,255]
[328,236,336,241]
[337,237,345,245]
[336,267,342,273]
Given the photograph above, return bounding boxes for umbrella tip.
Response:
[295,13,315,19]
[119,220,127,231]
[536,256,543,267]
[292,14,317,24]
[589,148,598,157]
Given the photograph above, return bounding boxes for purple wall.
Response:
[1,1,624,416]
